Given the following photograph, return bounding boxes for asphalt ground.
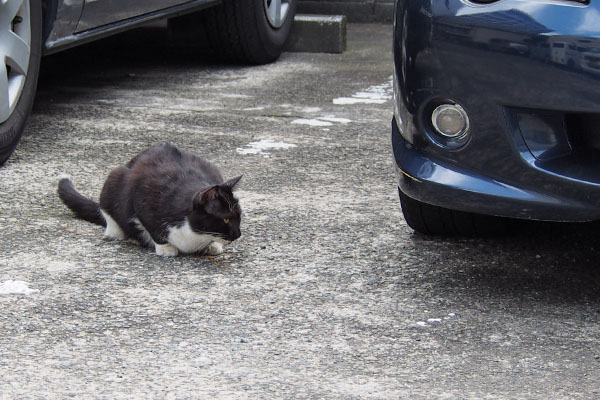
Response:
[1,23,600,399]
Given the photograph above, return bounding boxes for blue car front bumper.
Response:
[393,0,600,222]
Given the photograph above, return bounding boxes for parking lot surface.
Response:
[1,23,599,399]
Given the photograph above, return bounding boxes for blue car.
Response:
[392,0,600,235]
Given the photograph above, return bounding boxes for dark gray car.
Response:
[0,0,296,164]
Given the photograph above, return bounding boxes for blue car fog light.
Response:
[431,104,470,139]
[424,101,471,149]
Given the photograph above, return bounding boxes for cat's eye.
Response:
[223,218,230,224]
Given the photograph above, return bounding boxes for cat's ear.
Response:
[223,175,243,191]
[192,186,218,210]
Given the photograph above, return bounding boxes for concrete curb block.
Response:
[297,1,394,23]
[284,15,347,54]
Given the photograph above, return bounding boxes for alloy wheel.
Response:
[0,0,31,123]
[263,0,291,29]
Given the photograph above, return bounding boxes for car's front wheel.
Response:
[0,0,42,165]
[170,0,296,65]
[398,189,515,236]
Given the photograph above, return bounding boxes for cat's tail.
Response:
[57,178,106,227]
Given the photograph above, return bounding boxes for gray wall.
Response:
[297,0,394,23]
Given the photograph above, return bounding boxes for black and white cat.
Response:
[58,143,242,257]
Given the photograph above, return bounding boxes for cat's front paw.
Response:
[155,243,179,257]
[204,241,224,256]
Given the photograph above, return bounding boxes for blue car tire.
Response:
[399,189,514,236]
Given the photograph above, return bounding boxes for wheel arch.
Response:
[41,0,59,43]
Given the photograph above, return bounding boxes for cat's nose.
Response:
[229,228,241,241]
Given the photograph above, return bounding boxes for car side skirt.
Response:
[43,0,220,55]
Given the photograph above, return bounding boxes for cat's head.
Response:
[189,175,243,242]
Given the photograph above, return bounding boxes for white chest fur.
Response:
[167,219,218,254]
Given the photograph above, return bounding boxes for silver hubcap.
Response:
[0,0,31,123]
[263,0,291,29]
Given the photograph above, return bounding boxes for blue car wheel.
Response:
[398,189,514,236]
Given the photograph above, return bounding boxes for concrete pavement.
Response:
[1,23,599,399]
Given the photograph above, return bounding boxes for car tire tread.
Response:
[201,0,296,65]
[399,189,513,236]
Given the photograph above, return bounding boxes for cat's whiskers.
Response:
[200,231,225,239]
[198,231,229,245]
